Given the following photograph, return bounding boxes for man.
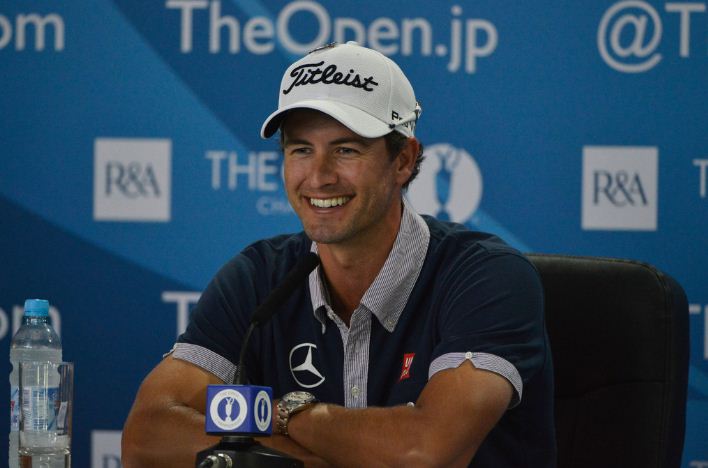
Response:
[122,42,556,467]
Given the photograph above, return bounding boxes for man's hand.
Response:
[285,360,512,467]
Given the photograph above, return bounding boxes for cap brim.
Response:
[260,100,392,139]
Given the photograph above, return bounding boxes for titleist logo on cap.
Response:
[282,61,379,95]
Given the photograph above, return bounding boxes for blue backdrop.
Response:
[1,1,706,466]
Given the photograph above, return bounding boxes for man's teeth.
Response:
[310,196,351,208]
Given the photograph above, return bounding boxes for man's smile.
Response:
[308,196,352,208]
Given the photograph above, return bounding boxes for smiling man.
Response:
[123,42,556,467]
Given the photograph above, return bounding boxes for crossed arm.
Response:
[122,354,512,467]
[121,355,326,468]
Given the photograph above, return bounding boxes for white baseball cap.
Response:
[260,41,421,139]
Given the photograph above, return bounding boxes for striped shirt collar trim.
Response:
[308,198,430,332]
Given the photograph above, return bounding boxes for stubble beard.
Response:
[299,189,399,247]
[301,212,362,245]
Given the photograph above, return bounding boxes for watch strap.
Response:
[276,396,317,436]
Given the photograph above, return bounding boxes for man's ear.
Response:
[395,137,419,186]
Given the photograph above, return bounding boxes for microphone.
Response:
[195,253,321,468]
[236,252,320,384]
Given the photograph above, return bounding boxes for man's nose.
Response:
[309,153,338,187]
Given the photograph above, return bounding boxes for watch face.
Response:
[286,391,315,405]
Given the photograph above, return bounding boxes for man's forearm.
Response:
[122,402,219,468]
[283,364,512,467]
[286,403,452,467]
[123,401,331,468]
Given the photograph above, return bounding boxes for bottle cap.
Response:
[24,299,50,317]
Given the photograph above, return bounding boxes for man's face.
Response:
[281,109,407,247]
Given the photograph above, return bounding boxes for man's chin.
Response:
[306,233,345,245]
[304,227,351,245]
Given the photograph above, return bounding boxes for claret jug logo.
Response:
[407,143,483,223]
[94,138,172,222]
[254,390,272,432]
[209,389,247,430]
[582,146,658,231]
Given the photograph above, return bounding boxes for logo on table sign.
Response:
[209,389,248,430]
[254,390,272,432]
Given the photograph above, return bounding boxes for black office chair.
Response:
[526,254,689,468]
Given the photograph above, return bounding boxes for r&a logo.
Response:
[94,138,172,222]
[104,162,161,198]
[582,146,658,231]
[406,143,483,224]
[593,170,648,207]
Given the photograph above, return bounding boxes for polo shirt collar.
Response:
[308,197,430,332]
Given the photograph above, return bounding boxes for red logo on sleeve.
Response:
[399,353,415,381]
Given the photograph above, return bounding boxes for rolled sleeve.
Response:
[171,342,236,384]
[429,351,523,407]
[431,250,547,410]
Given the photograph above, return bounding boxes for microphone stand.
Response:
[195,323,303,468]
[196,434,302,468]
[195,253,320,468]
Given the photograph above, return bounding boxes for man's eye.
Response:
[337,147,357,155]
[290,147,310,155]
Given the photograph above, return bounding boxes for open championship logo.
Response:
[254,390,272,432]
[209,389,248,431]
[407,143,483,224]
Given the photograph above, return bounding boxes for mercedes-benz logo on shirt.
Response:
[289,343,325,388]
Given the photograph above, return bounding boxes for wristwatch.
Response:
[276,391,318,436]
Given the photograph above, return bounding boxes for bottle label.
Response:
[21,386,59,431]
[10,385,19,431]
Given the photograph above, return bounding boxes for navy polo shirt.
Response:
[174,202,556,467]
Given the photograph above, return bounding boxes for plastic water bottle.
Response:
[9,299,63,468]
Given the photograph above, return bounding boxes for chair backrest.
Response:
[526,254,689,468]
